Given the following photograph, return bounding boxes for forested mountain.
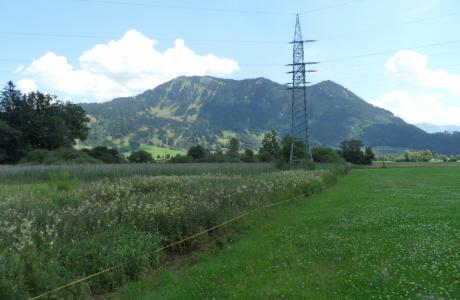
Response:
[80,76,460,155]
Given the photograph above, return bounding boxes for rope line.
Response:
[29,192,309,299]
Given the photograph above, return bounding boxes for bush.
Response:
[19,148,101,165]
[127,150,154,163]
[312,147,344,163]
[241,149,256,163]
[187,145,207,160]
[83,146,125,164]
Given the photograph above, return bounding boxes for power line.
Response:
[318,10,460,41]
[0,31,288,44]
[321,38,460,63]
[74,0,296,15]
[299,0,365,15]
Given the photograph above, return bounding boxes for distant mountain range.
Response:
[80,76,460,155]
[415,123,460,134]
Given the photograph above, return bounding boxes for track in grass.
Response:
[115,167,460,299]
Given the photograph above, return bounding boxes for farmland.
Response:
[114,165,460,299]
[0,163,344,299]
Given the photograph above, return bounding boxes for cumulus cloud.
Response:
[385,50,460,95]
[371,91,460,125]
[18,30,239,102]
[370,50,460,126]
[17,79,38,93]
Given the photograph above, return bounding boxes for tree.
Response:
[259,130,280,162]
[338,139,375,165]
[241,149,256,162]
[0,120,23,163]
[128,150,154,163]
[338,139,364,164]
[363,146,375,165]
[187,145,207,159]
[83,146,125,164]
[0,82,90,163]
[227,138,240,157]
[280,135,307,162]
[312,147,344,163]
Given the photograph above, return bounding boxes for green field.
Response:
[0,162,275,183]
[115,166,460,299]
[0,164,343,299]
[137,145,186,158]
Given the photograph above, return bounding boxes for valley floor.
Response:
[113,166,460,299]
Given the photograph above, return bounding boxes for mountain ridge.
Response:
[80,76,460,155]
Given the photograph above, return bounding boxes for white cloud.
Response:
[371,91,460,126]
[17,79,38,93]
[19,30,239,102]
[385,50,460,95]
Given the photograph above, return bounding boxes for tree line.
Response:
[171,131,375,165]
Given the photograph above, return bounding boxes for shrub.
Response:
[127,150,154,163]
[312,147,344,163]
[187,145,207,160]
[19,148,100,165]
[241,149,256,163]
[83,146,125,164]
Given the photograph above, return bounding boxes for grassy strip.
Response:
[0,162,276,183]
[114,166,460,299]
[0,166,345,299]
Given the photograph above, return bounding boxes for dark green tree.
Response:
[0,82,90,163]
[312,146,344,163]
[280,135,307,162]
[0,120,23,163]
[363,146,375,165]
[241,149,256,162]
[187,145,207,159]
[127,150,154,163]
[227,137,240,157]
[259,130,280,162]
[338,139,364,164]
[83,146,125,164]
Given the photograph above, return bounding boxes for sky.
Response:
[1,0,460,125]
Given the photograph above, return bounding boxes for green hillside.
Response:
[80,76,460,154]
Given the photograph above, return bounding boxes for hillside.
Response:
[80,76,460,155]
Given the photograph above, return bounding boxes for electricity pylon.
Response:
[286,14,318,167]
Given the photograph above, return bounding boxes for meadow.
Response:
[0,162,276,183]
[114,165,460,299]
[0,163,344,299]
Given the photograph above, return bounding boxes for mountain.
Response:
[415,123,460,134]
[80,76,460,155]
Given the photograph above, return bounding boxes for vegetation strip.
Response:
[1,167,345,299]
[29,193,309,299]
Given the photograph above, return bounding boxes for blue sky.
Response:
[1,0,460,125]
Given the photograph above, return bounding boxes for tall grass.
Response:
[0,168,346,299]
[0,163,276,183]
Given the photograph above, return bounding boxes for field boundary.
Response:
[30,193,310,299]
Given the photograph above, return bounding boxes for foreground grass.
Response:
[116,167,460,299]
[0,167,342,299]
[0,162,275,183]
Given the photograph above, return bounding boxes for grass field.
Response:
[0,162,276,183]
[115,166,460,299]
[0,164,343,299]
[138,145,186,158]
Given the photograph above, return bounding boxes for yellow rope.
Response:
[29,193,308,299]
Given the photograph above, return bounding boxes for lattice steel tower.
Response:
[287,14,317,167]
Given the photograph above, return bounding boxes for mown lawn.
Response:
[115,166,460,299]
